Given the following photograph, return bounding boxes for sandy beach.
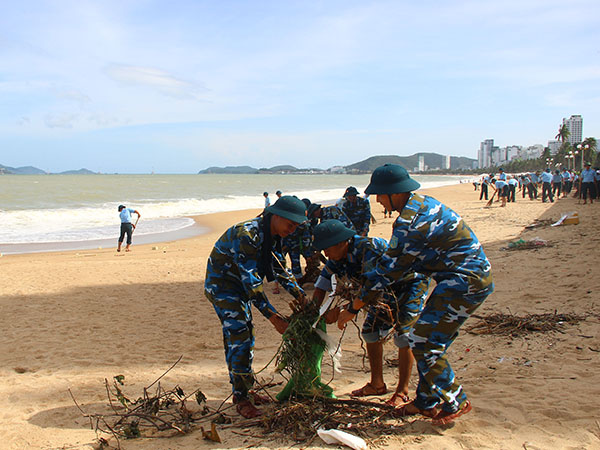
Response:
[1,182,599,450]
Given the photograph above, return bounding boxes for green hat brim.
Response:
[365,178,421,194]
[266,205,307,224]
[313,227,355,250]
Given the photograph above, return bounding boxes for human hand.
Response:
[269,314,288,334]
[337,308,356,330]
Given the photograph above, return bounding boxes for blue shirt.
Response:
[552,174,562,183]
[119,208,136,223]
[495,180,507,189]
[582,168,596,183]
[508,178,518,186]
[540,171,553,183]
[530,173,539,183]
[498,172,507,181]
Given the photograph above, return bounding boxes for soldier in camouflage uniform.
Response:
[312,220,429,405]
[338,164,494,425]
[341,186,371,236]
[204,196,308,419]
[307,202,355,231]
[282,222,313,278]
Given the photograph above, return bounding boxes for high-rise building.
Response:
[418,155,425,172]
[478,139,494,168]
[548,140,561,155]
[443,155,451,170]
[563,115,583,144]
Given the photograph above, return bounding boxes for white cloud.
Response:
[104,64,207,100]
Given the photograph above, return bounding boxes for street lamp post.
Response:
[577,144,590,171]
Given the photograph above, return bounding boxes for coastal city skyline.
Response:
[1,1,599,174]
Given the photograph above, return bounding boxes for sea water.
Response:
[0,173,466,253]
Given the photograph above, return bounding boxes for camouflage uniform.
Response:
[282,223,313,277]
[204,216,304,401]
[341,196,371,236]
[319,205,355,231]
[362,193,494,414]
[315,235,429,347]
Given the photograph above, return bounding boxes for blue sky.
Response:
[1,0,599,173]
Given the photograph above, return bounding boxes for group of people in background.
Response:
[477,163,600,206]
[203,164,493,426]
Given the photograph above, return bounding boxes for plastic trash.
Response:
[317,428,368,450]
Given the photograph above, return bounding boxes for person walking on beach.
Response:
[311,220,429,407]
[337,164,493,425]
[204,196,308,419]
[117,205,140,252]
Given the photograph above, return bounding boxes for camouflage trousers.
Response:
[409,280,493,413]
[287,249,303,277]
[206,291,256,401]
[362,278,430,347]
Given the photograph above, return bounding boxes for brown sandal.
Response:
[351,382,387,397]
[431,400,472,425]
[385,392,410,407]
[235,399,262,419]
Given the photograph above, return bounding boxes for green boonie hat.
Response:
[307,202,322,218]
[364,164,421,194]
[344,186,359,197]
[266,195,307,224]
[313,220,355,251]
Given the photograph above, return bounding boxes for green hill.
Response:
[198,166,259,174]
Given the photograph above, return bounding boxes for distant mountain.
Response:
[0,164,97,175]
[58,168,97,175]
[200,152,477,174]
[345,153,476,172]
[0,164,46,175]
[198,165,259,174]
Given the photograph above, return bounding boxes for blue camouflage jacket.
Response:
[341,196,371,235]
[315,235,425,297]
[282,222,313,256]
[204,216,304,319]
[320,205,355,231]
[361,193,493,303]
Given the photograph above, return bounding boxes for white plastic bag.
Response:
[317,428,368,450]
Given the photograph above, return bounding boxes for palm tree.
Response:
[555,124,570,143]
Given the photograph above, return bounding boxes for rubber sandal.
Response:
[250,391,272,405]
[431,400,472,425]
[235,399,262,419]
[385,392,410,407]
[350,382,387,397]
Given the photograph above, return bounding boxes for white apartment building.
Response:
[563,115,583,144]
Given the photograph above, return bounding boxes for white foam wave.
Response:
[0,178,461,244]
